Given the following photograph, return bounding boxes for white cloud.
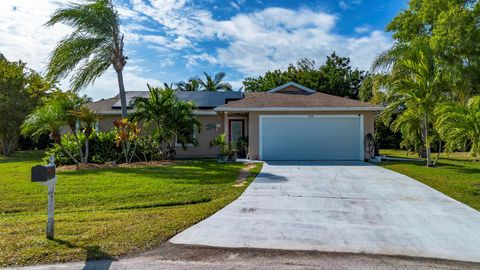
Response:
[0,0,71,71]
[129,3,391,75]
[184,53,219,68]
[355,25,372,33]
[213,8,391,75]
[339,0,362,10]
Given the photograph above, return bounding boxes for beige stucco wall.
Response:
[247,111,375,160]
[176,114,225,158]
[97,115,118,132]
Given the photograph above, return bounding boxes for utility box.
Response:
[31,165,56,182]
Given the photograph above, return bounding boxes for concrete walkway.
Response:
[171,161,480,263]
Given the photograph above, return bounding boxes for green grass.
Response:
[379,149,480,211]
[0,151,262,266]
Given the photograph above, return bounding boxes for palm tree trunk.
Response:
[84,138,89,163]
[433,141,442,166]
[116,70,128,118]
[424,114,432,167]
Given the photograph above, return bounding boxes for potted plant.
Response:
[236,137,248,159]
[210,133,235,162]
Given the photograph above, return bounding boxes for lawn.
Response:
[0,151,262,267]
[379,149,480,211]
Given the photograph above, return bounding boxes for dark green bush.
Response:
[44,131,165,165]
[89,131,123,164]
[44,134,82,166]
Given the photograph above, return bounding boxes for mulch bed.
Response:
[57,160,177,172]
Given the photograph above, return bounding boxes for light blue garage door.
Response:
[260,115,362,161]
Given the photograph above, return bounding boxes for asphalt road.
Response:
[8,243,480,270]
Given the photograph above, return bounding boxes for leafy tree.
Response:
[45,0,129,117]
[386,0,480,99]
[197,72,232,91]
[131,85,201,159]
[435,96,480,160]
[176,78,201,91]
[0,55,50,156]
[243,53,366,99]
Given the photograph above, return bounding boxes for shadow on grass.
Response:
[381,160,480,175]
[53,239,116,270]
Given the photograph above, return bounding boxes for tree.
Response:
[131,85,201,159]
[45,0,129,118]
[435,96,480,160]
[243,53,366,99]
[386,0,480,99]
[21,101,80,164]
[0,55,50,156]
[197,72,232,91]
[379,52,446,166]
[176,78,201,91]
[113,118,141,163]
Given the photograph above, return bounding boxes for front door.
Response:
[229,119,244,145]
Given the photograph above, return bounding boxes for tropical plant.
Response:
[21,102,80,163]
[113,118,141,163]
[435,96,480,160]
[377,51,445,166]
[74,106,98,162]
[209,133,234,161]
[197,72,232,91]
[131,85,201,159]
[176,78,201,91]
[45,0,129,117]
[0,54,50,156]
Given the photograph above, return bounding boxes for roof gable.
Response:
[268,82,316,93]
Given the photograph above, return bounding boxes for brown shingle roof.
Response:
[216,92,383,111]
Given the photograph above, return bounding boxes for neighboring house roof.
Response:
[215,90,384,112]
[86,91,244,115]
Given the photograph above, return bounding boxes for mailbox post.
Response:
[31,155,57,239]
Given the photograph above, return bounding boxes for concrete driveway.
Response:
[171,161,480,263]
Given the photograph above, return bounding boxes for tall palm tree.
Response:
[197,72,232,91]
[435,96,480,160]
[45,0,128,117]
[176,78,201,91]
[378,52,445,166]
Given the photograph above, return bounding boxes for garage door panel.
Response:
[261,116,361,161]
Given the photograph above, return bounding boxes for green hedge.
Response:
[44,131,163,165]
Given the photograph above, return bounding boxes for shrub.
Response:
[89,131,123,164]
[44,134,82,166]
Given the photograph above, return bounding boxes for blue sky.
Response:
[0,0,406,100]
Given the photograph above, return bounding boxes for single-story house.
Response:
[86,82,384,161]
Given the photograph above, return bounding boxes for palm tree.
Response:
[131,85,201,159]
[197,72,232,91]
[377,51,445,166]
[21,103,80,164]
[435,96,480,160]
[176,78,201,91]
[45,0,129,118]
